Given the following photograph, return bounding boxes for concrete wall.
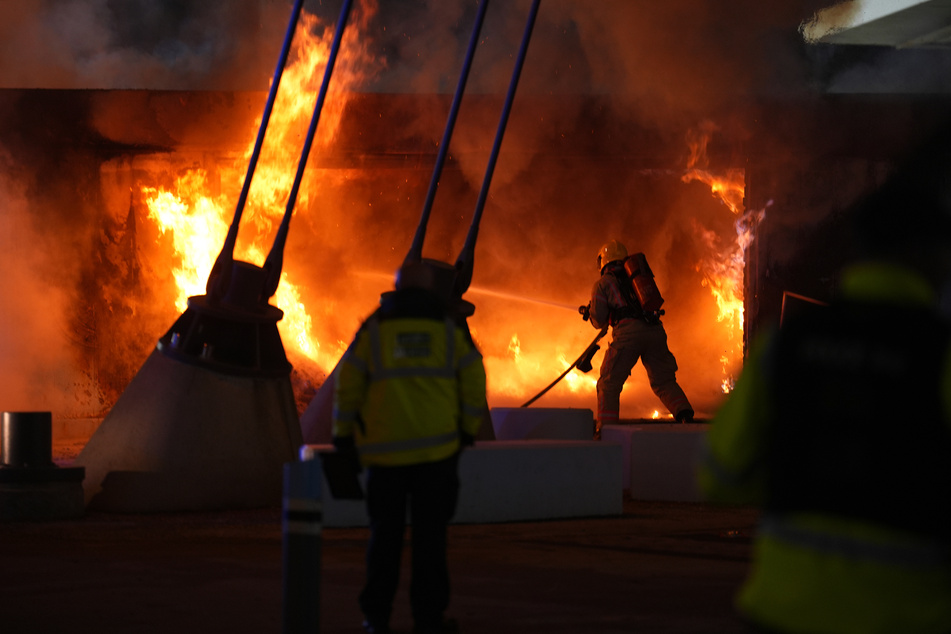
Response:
[602,423,705,502]
[304,439,624,527]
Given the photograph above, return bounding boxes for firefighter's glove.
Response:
[333,435,362,474]
[577,343,600,373]
[578,304,590,322]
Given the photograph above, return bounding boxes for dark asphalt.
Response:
[0,489,758,634]
[0,437,759,633]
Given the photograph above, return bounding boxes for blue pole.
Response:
[454,0,541,297]
[403,0,490,267]
[282,450,324,633]
[263,0,355,300]
[206,0,306,302]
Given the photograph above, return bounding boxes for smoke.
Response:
[0,0,925,422]
[799,0,859,43]
[0,0,286,90]
[799,0,951,94]
[0,144,102,414]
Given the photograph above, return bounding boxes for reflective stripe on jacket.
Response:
[699,262,951,633]
[333,292,486,467]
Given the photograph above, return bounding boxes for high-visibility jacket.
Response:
[699,262,951,634]
[333,288,487,467]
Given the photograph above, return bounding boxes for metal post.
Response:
[403,0,490,267]
[282,449,324,633]
[454,0,541,297]
[206,0,306,302]
[263,0,355,300]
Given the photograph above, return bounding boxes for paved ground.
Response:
[0,441,759,634]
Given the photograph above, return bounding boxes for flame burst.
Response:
[131,8,752,420]
[682,122,762,393]
[142,5,379,370]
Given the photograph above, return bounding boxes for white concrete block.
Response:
[601,424,706,502]
[490,408,594,440]
[456,440,622,523]
[307,439,623,527]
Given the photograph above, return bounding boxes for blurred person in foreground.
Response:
[583,239,694,438]
[698,129,951,633]
[333,261,487,634]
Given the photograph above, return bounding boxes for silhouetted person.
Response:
[333,261,487,634]
[699,128,951,633]
[584,239,693,438]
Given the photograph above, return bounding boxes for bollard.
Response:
[282,447,323,633]
[0,411,85,521]
[1,411,54,467]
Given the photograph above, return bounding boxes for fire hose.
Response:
[520,326,607,408]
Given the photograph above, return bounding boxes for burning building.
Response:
[0,0,949,443]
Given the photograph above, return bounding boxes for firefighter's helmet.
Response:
[597,240,628,272]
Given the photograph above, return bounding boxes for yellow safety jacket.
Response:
[333,289,486,467]
[699,262,951,634]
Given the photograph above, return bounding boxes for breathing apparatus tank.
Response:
[623,252,664,314]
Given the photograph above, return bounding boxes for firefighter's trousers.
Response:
[597,318,692,426]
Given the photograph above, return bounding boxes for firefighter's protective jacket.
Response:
[333,287,486,467]
[699,262,951,633]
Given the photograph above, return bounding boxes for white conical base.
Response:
[75,349,303,512]
[300,365,336,445]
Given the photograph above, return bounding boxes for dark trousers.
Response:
[597,319,691,424]
[359,453,460,629]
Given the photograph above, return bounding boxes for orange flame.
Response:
[682,122,761,393]
[132,10,753,420]
[142,4,379,370]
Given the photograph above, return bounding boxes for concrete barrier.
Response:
[307,439,624,526]
[601,423,706,502]
[490,407,594,440]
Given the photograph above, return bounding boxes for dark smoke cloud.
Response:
[0,2,826,102]
[0,0,286,89]
[2,1,942,100]
[338,0,832,195]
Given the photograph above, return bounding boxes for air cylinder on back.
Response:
[624,253,665,313]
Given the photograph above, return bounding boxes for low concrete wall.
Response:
[490,407,594,440]
[602,424,706,502]
[306,439,623,527]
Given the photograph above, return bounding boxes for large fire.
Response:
[682,123,760,394]
[131,6,753,421]
[142,8,379,372]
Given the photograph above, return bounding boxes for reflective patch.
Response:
[395,332,432,359]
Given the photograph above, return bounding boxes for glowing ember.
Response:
[508,333,522,361]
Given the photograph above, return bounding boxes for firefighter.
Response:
[583,240,694,438]
[698,130,951,633]
[333,261,487,634]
